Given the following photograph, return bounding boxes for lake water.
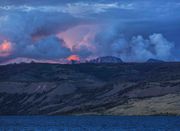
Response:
[0,116,179,131]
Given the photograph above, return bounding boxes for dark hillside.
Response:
[0,63,180,115]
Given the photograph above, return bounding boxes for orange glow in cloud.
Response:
[56,24,98,51]
[67,55,80,61]
[0,40,12,57]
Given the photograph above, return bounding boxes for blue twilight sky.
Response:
[0,0,180,63]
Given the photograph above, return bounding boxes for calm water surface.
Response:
[0,116,179,131]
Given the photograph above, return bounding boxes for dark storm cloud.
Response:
[25,36,71,59]
[0,10,83,61]
[0,0,180,63]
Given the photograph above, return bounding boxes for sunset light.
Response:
[0,40,12,57]
[67,55,80,61]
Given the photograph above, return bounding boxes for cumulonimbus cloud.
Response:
[93,30,174,62]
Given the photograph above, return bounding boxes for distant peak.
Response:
[146,58,165,63]
[88,56,123,64]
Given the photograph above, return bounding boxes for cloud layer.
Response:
[0,0,179,63]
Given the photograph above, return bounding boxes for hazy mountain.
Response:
[146,58,165,63]
[0,62,180,115]
[88,56,123,64]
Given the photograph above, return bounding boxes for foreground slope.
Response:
[0,62,180,115]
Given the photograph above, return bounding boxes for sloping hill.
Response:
[0,62,180,115]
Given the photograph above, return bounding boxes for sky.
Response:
[0,0,180,63]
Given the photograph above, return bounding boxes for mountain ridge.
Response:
[87,56,123,64]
